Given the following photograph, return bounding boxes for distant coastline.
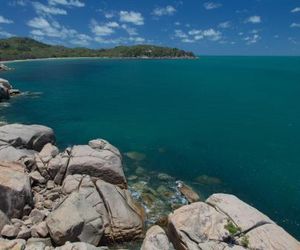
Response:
[1,55,197,64]
[0,37,196,62]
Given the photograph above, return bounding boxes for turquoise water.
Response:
[1,57,300,239]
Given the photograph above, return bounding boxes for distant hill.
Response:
[0,37,196,61]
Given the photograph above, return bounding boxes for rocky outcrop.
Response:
[168,193,300,250]
[141,225,173,250]
[0,78,20,102]
[0,64,11,71]
[0,122,299,249]
[0,161,33,218]
[0,78,11,101]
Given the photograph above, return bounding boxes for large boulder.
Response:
[0,161,33,218]
[55,242,109,250]
[141,225,173,250]
[95,179,144,243]
[46,192,104,246]
[0,209,11,232]
[206,194,274,231]
[66,142,126,188]
[61,175,144,243]
[168,202,229,250]
[0,124,55,151]
[168,193,300,250]
[207,193,300,250]
[0,78,11,101]
[0,238,26,250]
[0,145,35,162]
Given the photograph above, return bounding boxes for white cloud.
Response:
[203,2,222,10]
[32,2,67,15]
[129,36,145,43]
[90,20,118,36]
[48,0,84,7]
[0,16,14,24]
[119,11,144,25]
[174,29,188,39]
[121,24,138,36]
[291,7,300,13]
[9,0,27,6]
[104,12,115,19]
[290,23,300,28]
[27,16,91,46]
[0,29,14,38]
[175,28,222,43]
[182,38,195,43]
[243,34,261,45]
[218,21,231,29]
[175,22,181,26]
[152,6,176,16]
[245,16,261,24]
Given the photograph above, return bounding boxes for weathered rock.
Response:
[240,223,300,250]
[0,209,11,232]
[9,89,21,96]
[31,221,49,238]
[0,124,55,151]
[206,194,274,232]
[62,175,144,243]
[46,192,103,246]
[0,161,33,218]
[0,145,35,162]
[66,144,126,188]
[197,242,246,249]
[88,139,121,158]
[29,209,46,225]
[29,171,46,185]
[168,202,229,250]
[141,225,173,250]
[1,224,20,238]
[17,227,31,239]
[55,242,109,250]
[26,237,53,247]
[0,238,26,250]
[95,179,144,243]
[177,181,200,203]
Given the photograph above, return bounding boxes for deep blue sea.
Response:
[1,57,300,239]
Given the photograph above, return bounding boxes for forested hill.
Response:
[0,37,196,61]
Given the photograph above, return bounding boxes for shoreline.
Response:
[1,56,197,64]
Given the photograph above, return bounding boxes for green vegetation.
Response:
[240,235,250,248]
[224,220,241,235]
[0,37,196,61]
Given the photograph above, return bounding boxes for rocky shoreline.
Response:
[0,77,299,249]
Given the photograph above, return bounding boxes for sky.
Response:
[0,0,300,55]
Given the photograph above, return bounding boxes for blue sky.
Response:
[0,0,300,55]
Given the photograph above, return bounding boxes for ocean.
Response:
[1,57,300,239]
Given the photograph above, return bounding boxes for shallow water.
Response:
[1,57,300,239]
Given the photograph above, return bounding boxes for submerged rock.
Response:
[125,151,146,161]
[195,174,222,185]
[176,181,200,203]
